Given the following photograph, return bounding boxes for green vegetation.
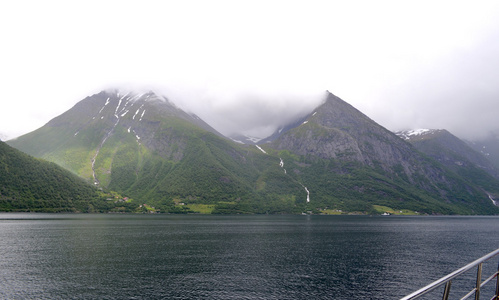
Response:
[186,204,216,214]
[6,125,498,214]
[0,141,95,212]
[0,141,145,213]
[6,90,499,215]
[371,205,419,215]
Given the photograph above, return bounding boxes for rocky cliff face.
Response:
[268,92,429,179]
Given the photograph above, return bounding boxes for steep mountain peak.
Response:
[49,89,223,138]
[235,91,357,145]
[308,91,375,130]
[8,89,226,184]
[266,91,412,165]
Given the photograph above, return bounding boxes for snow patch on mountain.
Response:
[133,104,145,120]
[247,136,262,143]
[396,129,438,140]
[228,134,263,145]
[231,139,244,144]
[98,97,110,115]
[256,145,267,154]
[131,93,144,101]
[114,99,122,118]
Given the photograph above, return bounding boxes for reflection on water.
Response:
[0,214,498,299]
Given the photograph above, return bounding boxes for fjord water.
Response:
[1,214,498,299]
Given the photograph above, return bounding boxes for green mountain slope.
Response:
[8,90,307,214]
[0,141,101,212]
[7,90,499,215]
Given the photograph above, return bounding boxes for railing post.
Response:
[495,261,499,300]
[442,280,451,300]
[475,263,482,300]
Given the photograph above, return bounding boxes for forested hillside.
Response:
[0,141,111,212]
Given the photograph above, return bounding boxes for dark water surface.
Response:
[1,214,498,299]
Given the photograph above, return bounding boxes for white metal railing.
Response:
[400,248,499,300]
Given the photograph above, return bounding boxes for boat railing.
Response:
[400,248,499,300]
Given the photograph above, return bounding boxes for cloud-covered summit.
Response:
[2,1,499,141]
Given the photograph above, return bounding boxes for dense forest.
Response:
[0,141,136,212]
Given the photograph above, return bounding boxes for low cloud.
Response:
[160,86,326,138]
[359,27,499,141]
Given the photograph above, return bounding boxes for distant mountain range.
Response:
[396,129,499,179]
[396,129,499,206]
[5,90,499,214]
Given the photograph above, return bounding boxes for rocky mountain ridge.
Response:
[6,90,499,214]
[396,129,499,180]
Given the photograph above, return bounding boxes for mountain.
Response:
[0,140,102,212]
[7,90,499,214]
[9,90,220,181]
[396,128,499,206]
[396,129,499,179]
[260,92,499,214]
[8,90,302,214]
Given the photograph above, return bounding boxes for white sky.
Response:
[1,0,499,141]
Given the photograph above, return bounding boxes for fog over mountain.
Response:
[369,29,499,141]
[2,1,499,141]
[159,86,326,139]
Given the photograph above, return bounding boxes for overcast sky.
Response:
[1,0,499,141]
